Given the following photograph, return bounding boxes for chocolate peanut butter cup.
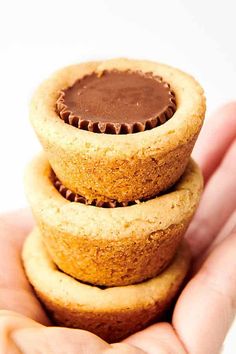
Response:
[25,153,203,287]
[56,70,176,134]
[30,58,205,203]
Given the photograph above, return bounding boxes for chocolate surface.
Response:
[56,70,176,134]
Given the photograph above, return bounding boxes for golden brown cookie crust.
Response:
[30,58,205,203]
[24,153,203,286]
[22,228,190,343]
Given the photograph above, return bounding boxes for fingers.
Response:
[186,138,236,258]
[123,323,186,354]
[0,310,145,354]
[109,343,146,354]
[193,102,236,182]
[0,310,109,354]
[0,311,42,354]
[211,209,236,248]
[194,209,236,270]
[0,211,50,325]
[1,209,34,249]
[173,230,236,354]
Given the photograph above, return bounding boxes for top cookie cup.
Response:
[30,58,205,203]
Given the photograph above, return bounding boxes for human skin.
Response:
[0,102,236,354]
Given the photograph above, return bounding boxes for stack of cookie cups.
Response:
[22,58,205,343]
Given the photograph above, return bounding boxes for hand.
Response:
[0,103,236,354]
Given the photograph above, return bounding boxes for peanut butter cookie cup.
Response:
[30,58,205,204]
[24,153,203,287]
[22,228,190,343]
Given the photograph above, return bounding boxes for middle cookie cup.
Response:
[25,153,203,287]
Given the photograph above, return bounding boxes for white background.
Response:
[1,0,236,352]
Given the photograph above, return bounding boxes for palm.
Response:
[0,103,236,354]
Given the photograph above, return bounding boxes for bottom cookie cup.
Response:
[24,154,202,287]
[22,228,191,343]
